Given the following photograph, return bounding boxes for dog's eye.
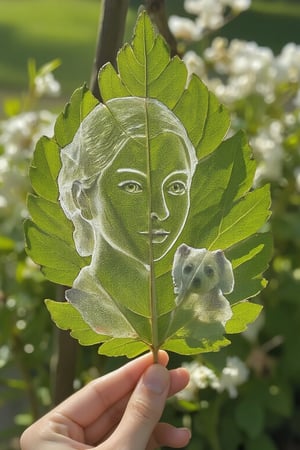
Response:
[204,265,214,277]
[183,264,194,274]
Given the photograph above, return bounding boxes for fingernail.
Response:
[142,364,169,395]
[181,427,192,441]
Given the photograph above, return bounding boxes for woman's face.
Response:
[91,133,194,264]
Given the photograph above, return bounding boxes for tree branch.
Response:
[144,0,178,56]
[52,286,78,406]
[90,0,129,100]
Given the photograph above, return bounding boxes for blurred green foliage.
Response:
[0,0,300,102]
[0,1,300,450]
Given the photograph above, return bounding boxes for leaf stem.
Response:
[152,345,159,363]
[144,100,160,363]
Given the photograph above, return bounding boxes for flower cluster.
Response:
[170,1,300,186]
[177,356,249,403]
[186,42,300,186]
[0,67,60,241]
[0,110,56,238]
[169,0,250,42]
[185,39,300,106]
[34,72,61,98]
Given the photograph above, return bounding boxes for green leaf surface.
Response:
[45,300,106,346]
[27,194,74,245]
[54,85,98,148]
[227,232,273,304]
[25,11,272,358]
[99,339,149,358]
[98,63,130,101]
[245,435,277,450]
[99,13,229,156]
[29,136,60,202]
[226,302,263,334]
[235,398,265,438]
[25,221,88,286]
[185,131,271,250]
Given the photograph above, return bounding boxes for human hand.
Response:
[20,351,191,450]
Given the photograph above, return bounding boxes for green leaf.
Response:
[173,74,209,153]
[225,302,263,334]
[29,136,60,202]
[27,194,74,245]
[45,300,106,345]
[227,232,273,304]
[25,221,88,286]
[235,398,265,438]
[98,63,130,101]
[99,339,149,358]
[197,93,230,158]
[185,131,271,250]
[99,12,229,154]
[25,11,272,358]
[0,236,15,253]
[245,435,277,450]
[54,84,98,148]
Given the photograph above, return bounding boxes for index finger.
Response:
[55,350,169,427]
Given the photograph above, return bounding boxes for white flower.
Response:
[251,121,284,185]
[183,51,206,80]
[190,362,220,390]
[202,38,277,103]
[197,2,224,29]
[204,37,229,72]
[0,111,56,157]
[34,72,61,97]
[176,360,220,402]
[177,357,249,402]
[228,41,273,76]
[184,0,206,16]
[275,43,300,83]
[168,16,203,41]
[0,109,56,239]
[221,0,251,13]
[184,0,224,30]
[217,356,249,398]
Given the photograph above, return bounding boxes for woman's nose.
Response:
[151,190,169,221]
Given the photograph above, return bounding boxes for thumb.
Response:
[109,364,170,450]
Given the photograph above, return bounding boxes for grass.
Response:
[0,0,300,107]
[0,0,101,98]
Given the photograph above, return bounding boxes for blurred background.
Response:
[0,1,300,449]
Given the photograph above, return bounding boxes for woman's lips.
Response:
[139,230,170,243]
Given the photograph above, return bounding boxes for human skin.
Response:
[20,351,191,450]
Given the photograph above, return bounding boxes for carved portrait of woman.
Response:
[57,96,198,338]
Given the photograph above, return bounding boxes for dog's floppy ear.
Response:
[214,250,234,294]
[172,244,191,294]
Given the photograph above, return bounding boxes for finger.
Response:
[168,366,190,396]
[103,364,170,450]
[55,351,169,428]
[149,422,191,449]
[85,365,189,444]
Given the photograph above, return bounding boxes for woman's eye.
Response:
[167,181,187,196]
[118,180,143,194]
